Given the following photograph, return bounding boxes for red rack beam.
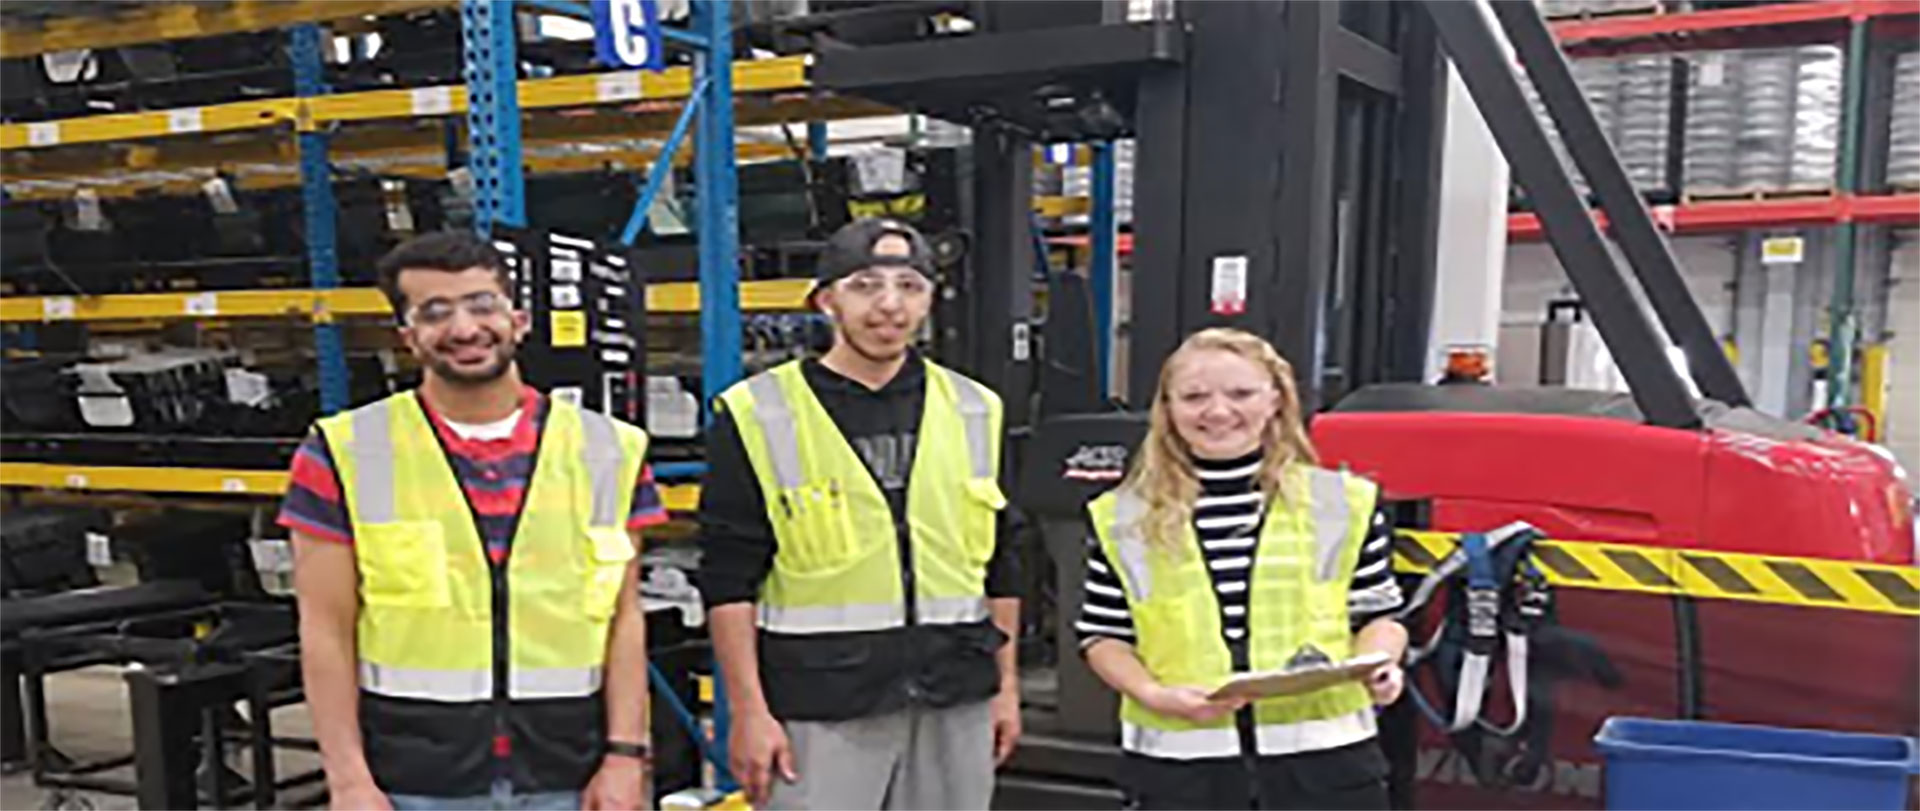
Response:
[1506,193,1920,240]
[1049,195,1918,251]
[1553,0,1918,47]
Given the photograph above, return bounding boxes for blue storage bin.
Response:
[1594,717,1918,811]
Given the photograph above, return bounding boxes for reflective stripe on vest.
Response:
[945,367,994,479]
[1121,709,1377,760]
[578,409,624,527]
[360,663,605,702]
[351,403,396,523]
[757,595,989,634]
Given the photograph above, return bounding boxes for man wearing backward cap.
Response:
[698,218,1022,809]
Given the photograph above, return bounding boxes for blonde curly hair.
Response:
[1119,328,1319,546]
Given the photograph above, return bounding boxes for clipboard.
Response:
[1207,651,1392,701]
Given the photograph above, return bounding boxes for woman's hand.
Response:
[1139,684,1248,724]
[1366,662,1405,706]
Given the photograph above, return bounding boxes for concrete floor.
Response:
[2,665,322,811]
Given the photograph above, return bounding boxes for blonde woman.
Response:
[1077,328,1408,810]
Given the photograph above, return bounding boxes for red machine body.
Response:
[1312,385,1916,809]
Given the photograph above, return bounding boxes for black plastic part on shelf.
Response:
[1491,0,1752,409]
[0,507,107,599]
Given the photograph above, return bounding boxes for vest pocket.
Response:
[582,527,635,619]
[774,482,861,575]
[357,522,450,608]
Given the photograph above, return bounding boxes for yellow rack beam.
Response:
[1033,195,1092,218]
[0,463,289,496]
[2,142,801,202]
[0,98,300,150]
[0,0,455,59]
[0,462,700,511]
[0,281,815,324]
[1,57,813,152]
[2,93,895,195]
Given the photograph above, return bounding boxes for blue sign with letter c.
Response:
[592,0,664,71]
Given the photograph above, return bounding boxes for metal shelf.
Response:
[0,280,815,324]
[0,56,812,152]
[0,0,454,58]
[0,461,699,511]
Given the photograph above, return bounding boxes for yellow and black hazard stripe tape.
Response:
[1392,530,1919,618]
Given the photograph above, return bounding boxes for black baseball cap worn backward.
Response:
[810,218,935,305]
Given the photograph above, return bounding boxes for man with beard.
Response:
[698,218,1021,810]
[282,231,665,810]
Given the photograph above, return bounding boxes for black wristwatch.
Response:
[606,740,652,762]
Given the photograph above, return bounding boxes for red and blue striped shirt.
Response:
[277,386,668,563]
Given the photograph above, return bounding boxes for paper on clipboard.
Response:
[1207,651,1391,701]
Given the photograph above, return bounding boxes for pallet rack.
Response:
[0,1,876,506]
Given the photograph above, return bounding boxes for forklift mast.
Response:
[797,0,1745,429]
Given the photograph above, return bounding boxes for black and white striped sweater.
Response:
[1076,452,1403,647]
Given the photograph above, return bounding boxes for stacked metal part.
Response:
[1682,51,1740,195]
[1519,56,1627,200]
[1686,46,1843,197]
[1536,0,1668,19]
[1059,139,1136,227]
[1613,55,1674,194]
[1889,50,1920,189]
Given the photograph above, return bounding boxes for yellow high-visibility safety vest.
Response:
[320,391,648,703]
[1087,465,1379,760]
[718,360,1006,634]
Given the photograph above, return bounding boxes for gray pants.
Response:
[765,700,994,811]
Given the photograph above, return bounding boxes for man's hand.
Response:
[730,709,797,807]
[1140,684,1247,724]
[328,782,392,811]
[989,686,1022,766]
[582,755,649,811]
[1366,662,1405,706]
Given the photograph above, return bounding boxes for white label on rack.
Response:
[74,188,106,231]
[1698,54,1725,88]
[1762,236,1805,265]
[185,292,220,316]
[202,176,240,214]
[1210,255,1249,315]
[596,71,643,102]
[167,108,204,133]
[27,122,60,147]
[87,532,114,568]
[1012,323,1032,362]
[411,86,454,116]
[221,477,248,493]
[250,539,295,574]
[552,284,582,309]
[65,473,89,489]
[43,297,76,320]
